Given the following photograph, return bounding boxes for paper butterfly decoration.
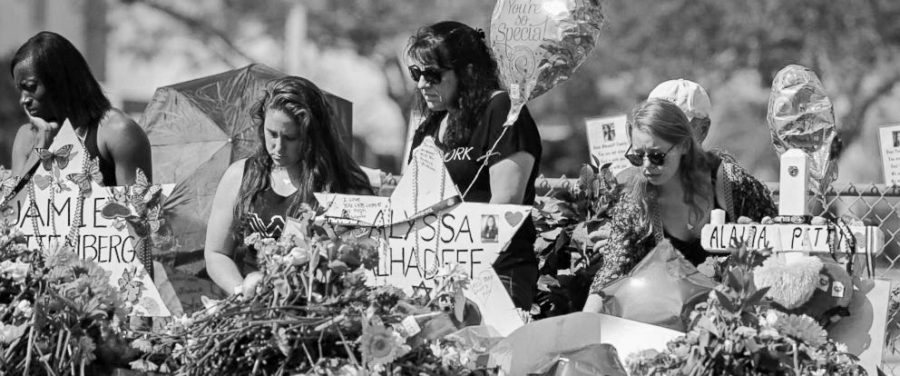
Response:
[130,169,161,202]
[67,157,103,198]
[37,144,75,172]
[117,266,144,304]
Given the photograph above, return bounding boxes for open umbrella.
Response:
[139,63,352,275]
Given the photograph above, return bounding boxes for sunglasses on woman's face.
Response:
[408,65,445,85]
[624,143,677,167]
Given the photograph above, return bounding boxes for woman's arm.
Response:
[721,161,777,221]
[204,159,247,294]
[488,151,535,204]
[582,195,651,312]
[11,124,35,177]
[98,109,152,185]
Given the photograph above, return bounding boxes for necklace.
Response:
[74,127,87,146]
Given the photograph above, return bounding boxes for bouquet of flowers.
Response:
[626,244,864,375]
[129,205,500,375]
[0,218,137,375]
[531,163,621,318]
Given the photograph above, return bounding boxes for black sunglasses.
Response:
[408,65,445,85]
[624,143,677,167]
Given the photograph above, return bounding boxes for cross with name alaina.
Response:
[700,149,883,265]
[0,121,170,317]
[314,137,531,336]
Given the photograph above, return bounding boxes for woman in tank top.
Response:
[205,76,372,295]
[10,31,151,186]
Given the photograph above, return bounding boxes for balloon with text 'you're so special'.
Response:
[490,0,604,125]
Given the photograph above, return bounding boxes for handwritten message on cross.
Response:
[315,137,530,335]
[0,122,170,316]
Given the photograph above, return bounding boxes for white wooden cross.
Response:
[701,149,883,260]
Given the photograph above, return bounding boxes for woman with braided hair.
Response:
[406,21,543,309]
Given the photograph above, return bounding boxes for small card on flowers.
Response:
[315,137,530,335]
[0,121,170,316]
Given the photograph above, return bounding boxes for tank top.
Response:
[662,157,724,266]
[236,167,291,274]
[82,112,118,187]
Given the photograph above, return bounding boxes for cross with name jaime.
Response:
[0,121,170,317]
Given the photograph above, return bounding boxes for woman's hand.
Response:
[25,110,60,150]
[582,294,604,312]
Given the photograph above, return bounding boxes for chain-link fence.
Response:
[534,176,900,374]
[380,173,900,372]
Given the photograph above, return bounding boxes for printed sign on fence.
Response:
[585,115,630,175]
[0,122,170,316]
[878,124,900,185]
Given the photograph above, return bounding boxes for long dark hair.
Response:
[407,21,501,147]
[233,76,372,226]
[10,31,111,129]
[628,99,714,233]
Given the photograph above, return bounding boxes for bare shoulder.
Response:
[220,158,249,186]
[98,108,143,137]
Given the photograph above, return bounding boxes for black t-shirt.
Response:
[410,92,542,270]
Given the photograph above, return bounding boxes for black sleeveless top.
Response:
[82,118,118,187]
[236,166,291,275]
[662,157,724,266]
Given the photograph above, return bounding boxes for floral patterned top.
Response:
[588,155,776,294]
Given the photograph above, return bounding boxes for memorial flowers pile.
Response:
[625,244,864,376]
[0,218,137,375]
[531,164,621,317]
[129,205,500,375]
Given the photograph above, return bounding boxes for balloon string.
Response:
[461,125,511,199]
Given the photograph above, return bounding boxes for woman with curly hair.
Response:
[583,99,776,312]
[406,21,543,309]
[205,76,372,294]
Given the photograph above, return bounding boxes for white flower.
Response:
[835,342,848,353]
[288,247,310,266]
[0,260,29,284]
[759,309,779,327]
[734,326,757,338]
[0,323,26,344]
[173,314,194,329]
[13,300,31,317]
[243,232,262,246]
[129,359,159,372]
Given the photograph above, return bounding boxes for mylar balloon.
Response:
[490,0,604,125]
[767,65,838,196]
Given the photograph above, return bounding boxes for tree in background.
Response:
[103,0,900,177]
